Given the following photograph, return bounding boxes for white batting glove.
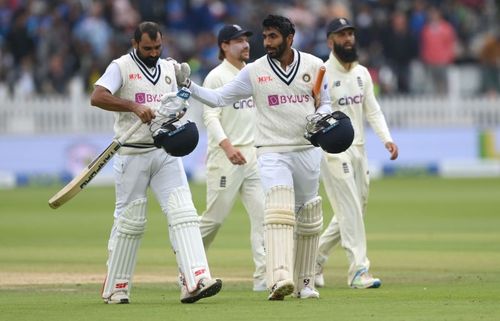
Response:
[159,87,191,119]
[173,62,191,88]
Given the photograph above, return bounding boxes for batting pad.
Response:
[264,185,296,288]
[168,186,211,292]
[294,196,323,292]
[102,198,147,299]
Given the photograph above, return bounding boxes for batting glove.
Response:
[173,62,191,88]
[159,87,191,119]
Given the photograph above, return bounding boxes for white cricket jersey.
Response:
[190,49,332,153]
[95,50,177,154]
[202,59,255,153]
[325,52,392,146]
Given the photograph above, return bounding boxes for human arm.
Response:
[202,70,246,165]
[186,64,253,107]
[90,63,156,123]
[362,68,398,160]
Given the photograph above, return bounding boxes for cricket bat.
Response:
[313,66,326,110]
[48,119,144,209]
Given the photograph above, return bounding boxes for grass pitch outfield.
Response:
[1,177,499,321]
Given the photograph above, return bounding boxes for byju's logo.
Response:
[267,94,311,107]
[135,93,162,104]
[268,95,279,106]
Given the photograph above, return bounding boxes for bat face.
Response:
[48,141,120,209]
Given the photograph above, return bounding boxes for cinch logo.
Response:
[233,97,254,109]
[258,75,273,83]
[338,94,363,106]
[267,94,311,107]
[135,93,162,104]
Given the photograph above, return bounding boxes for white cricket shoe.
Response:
[314,263,325,288]
[103,291,129,304]
[180,278,222,304]
[297,286,320,299]
[253,278,267,292]
[268,279,295,301]
[350,268,382,289]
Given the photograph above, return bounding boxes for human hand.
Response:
[220,139,246,165]
[133,104,156,123]
[385,142,399,160]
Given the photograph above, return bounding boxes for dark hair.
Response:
[134,21,162,43]
[218,47,226,61]
[262,14,295,37]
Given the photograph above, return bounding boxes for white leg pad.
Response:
[294,196,323,292]
[102,198,147,299]
[264,185,295,288]
[168,186,211,293]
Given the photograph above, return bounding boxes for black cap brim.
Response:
[230,30,253,40]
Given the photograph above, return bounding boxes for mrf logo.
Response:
[258,75,273,83]
[129,73,142,80]
[267,94,311,107]
[135,93,162,104]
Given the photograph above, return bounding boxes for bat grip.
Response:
[117,119,143,145]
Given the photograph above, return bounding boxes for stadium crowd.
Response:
[0,0,498,98]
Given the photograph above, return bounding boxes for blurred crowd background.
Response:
[0,0,498,99]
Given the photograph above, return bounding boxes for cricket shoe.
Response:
[103,291,129,304]
[314,263,325,288]
[296,286,320,299]
[268,279,295,301]
[350,268,381,289]
[253,277,267,292]
[180,278,222,304]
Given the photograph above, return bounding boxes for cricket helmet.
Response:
[305,111,354,154]
[153,119,199,157]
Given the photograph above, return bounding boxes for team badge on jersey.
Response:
[165,76,172,84]
[302,73,311,82]
[334,80,341,87]
[357,76,363,88]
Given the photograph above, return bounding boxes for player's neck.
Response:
[278,48,294,70]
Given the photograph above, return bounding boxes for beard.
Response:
[334,42,358,63]
[266,40,287,59]
[137,51,159,68]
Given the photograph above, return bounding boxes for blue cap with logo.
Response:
[326,18,355,37]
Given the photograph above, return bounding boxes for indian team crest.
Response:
[165,75,172,84]
[302,73,311,82]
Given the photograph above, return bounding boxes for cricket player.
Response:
[199,24,267,292]
[90,21,222,304]
[175,14,338,300]
[315,18,399,289]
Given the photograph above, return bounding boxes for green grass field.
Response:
[1,177,499,321]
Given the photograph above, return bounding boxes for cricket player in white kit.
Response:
[199,25,267,292]
[175,15,340,301]
[90,22,222,304]
[315,18,399,289]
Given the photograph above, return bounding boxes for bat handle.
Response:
[117,119,143,145]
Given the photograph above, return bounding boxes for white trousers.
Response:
[317,145,371,283]
[110,148,192,265]
[199,146,266,281]
[257,148,322,212]
[113,149,189,218]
